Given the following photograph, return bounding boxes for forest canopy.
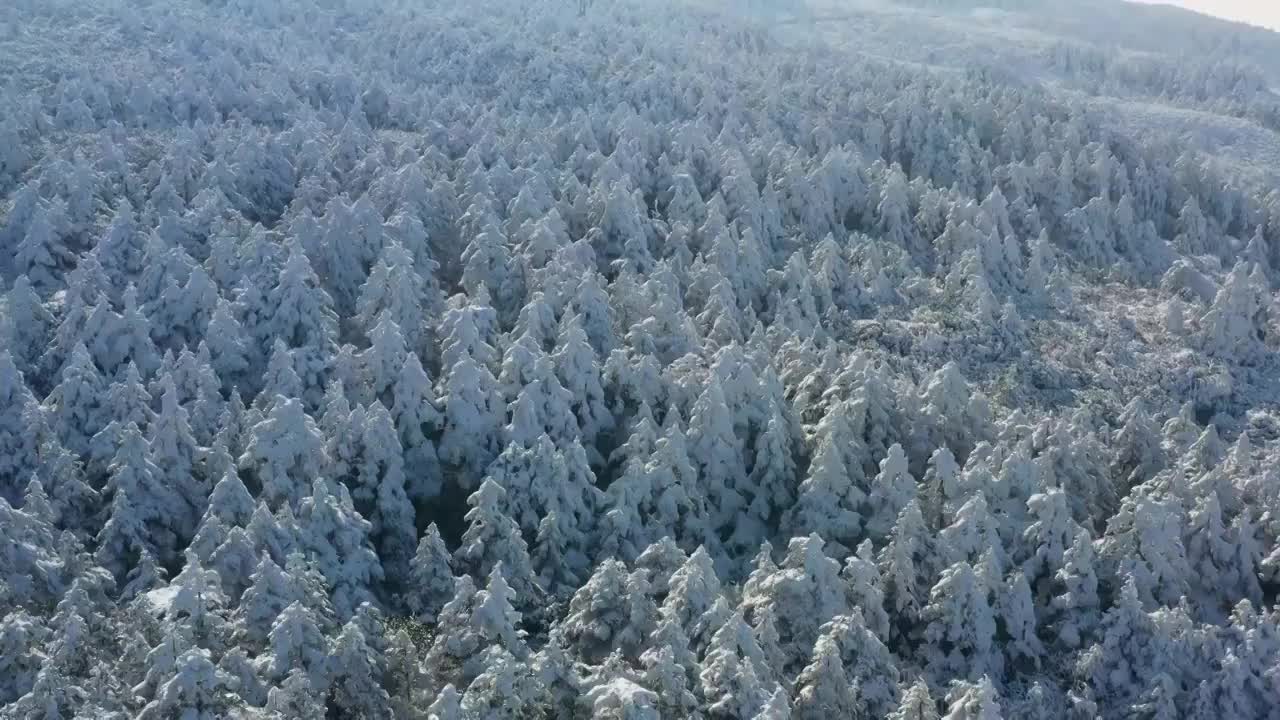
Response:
[1,0,1279,717]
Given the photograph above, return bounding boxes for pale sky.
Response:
[1131,0,1280,31]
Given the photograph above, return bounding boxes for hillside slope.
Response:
[1,0,1278,717]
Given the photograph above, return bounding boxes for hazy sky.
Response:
[1132,0,1280,31]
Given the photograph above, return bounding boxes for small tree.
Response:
[454,479,544,606]
[879,498,931,635]
[357,240,430,355]
[741,534,849,673]
[205,298,250,392]
[784,436,863,550]
[296,478,383,621]
[44,343,105,458]
[1047,528,1100,650]
[839,538,890,638]
[265,669,327,719]
[326,620,393,720]
[236,555,297,648]
[355,403,416,586]
[438,352,505,487]
[137,648,238,720]
[922,561,1001,683]
[15,200,75,294]
[660,546,724,641]
[942,677,1003,720]
[890,680,940,720]
[1199,262,1269,363]
[404,523,455,622]
[687,378,747,533]
[560,558,655,663]
[868,443,917,541]
[0,352,41,502]
[792,630,859,720]
[532,510,591,598]
[426,684,463,720]
[190,463,256,562]
[2,278,56,380]
[259,601,329,690]
[640,644,702,720]
[391,351,442,501]
[820,610,901,717]
[240,397,326,510]
[554,312,614,462]
[997,571,1044,669]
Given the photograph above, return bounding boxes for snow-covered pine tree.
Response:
[296,478,384,621]
[240,397,326,510]
[922,560,1001,683]
[0,352,42,502]
[941,677,1003,720]
[559,558,656,663]
[784,434,863,552]
[890,680,941,720]
[741,534,849,673]
[390,350,442,501]
[438,350,505,489]
[259,600,329,691]
[137,648,237,720]
[791,628,860,720]
[404,523,455,622]
[454,478,544,607]
[326,619,393,719]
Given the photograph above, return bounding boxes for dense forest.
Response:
[1,0,1279,717]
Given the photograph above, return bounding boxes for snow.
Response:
[140,585,182,618]
[3,0,1280,716]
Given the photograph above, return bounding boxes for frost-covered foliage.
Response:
[2,0,1280,716]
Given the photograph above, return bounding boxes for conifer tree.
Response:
[1199,261,1270,363]
[296,478,384,621]
[268,239,338,403]
[454,479,544,605]
[357,240,432,356]
[265,669,328,719]
[205,298,251,391]
[1099,494,1190,609]
[792,631,859,720]
[97,422,179,575]
[16,200,76,293]
[149,374,205,541]
[741,534,849,672]
[260,601,329,691]
[240,397,326,510]
[438,351,505,487]
[137,647,238,720]
[532,510,591,597]
[922,561,1001,683]
[237,555,297,648]
[44,343,106,458]
[842,540,892,641]
[326,620,393,720]
[785,435,863,550]
[868,443,917,541]
[2,278,56,380]
[0,352,42,502]
[405,523,455,622]
[942,677,1003,720]
[391,350,442,500]
[891,680,941,720]
[561,558,656,663]
[354,403,415,586]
